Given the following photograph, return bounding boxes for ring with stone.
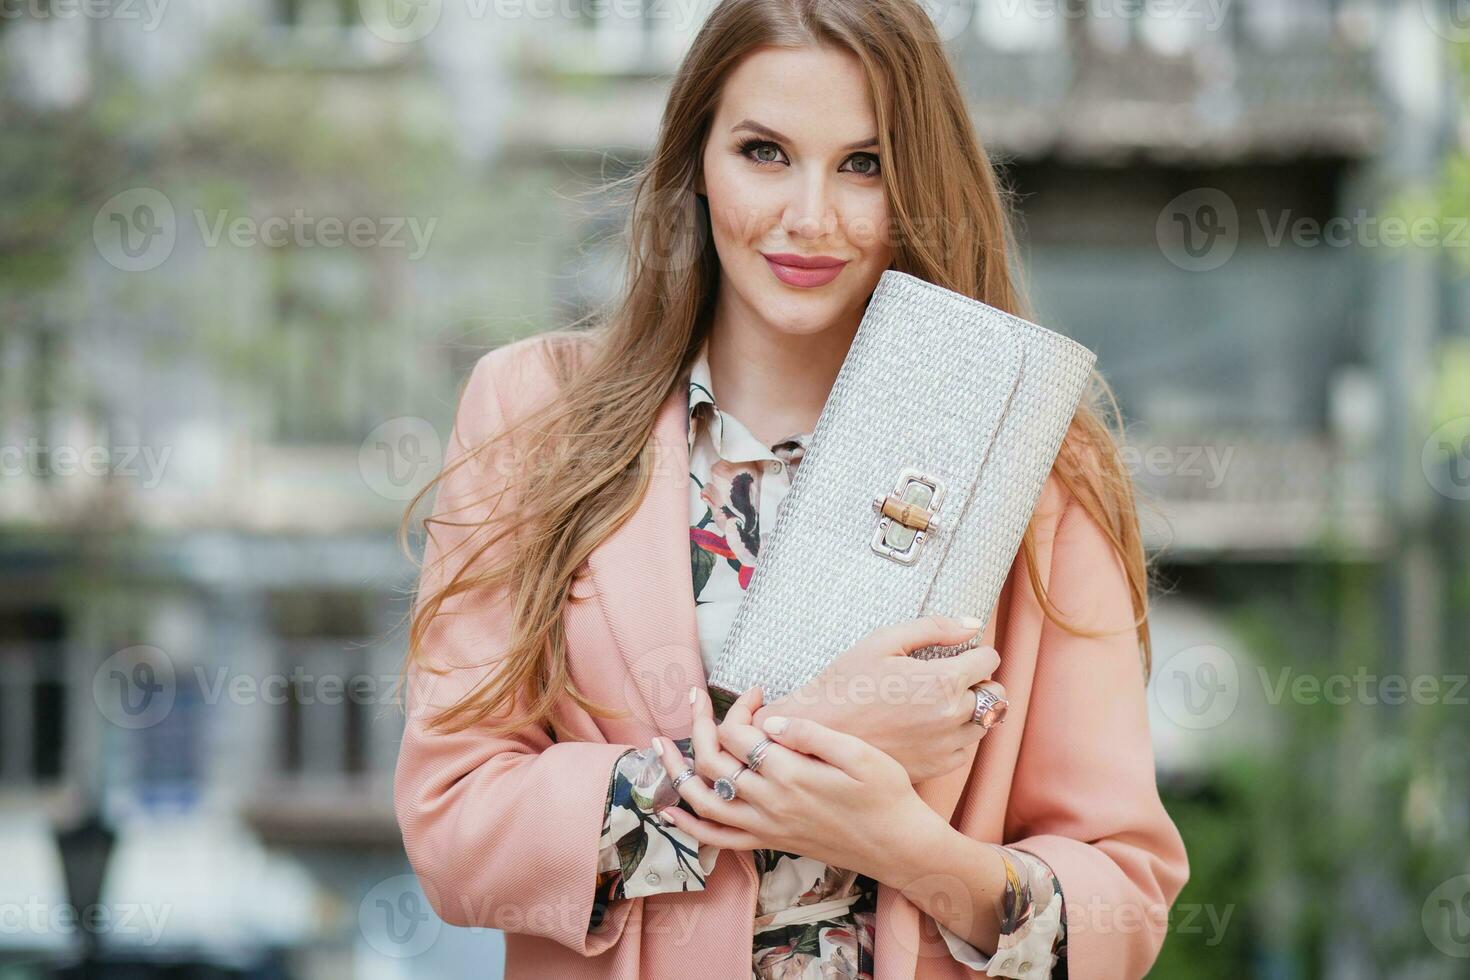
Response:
[970,685,1009,729]
[712,764,748,801]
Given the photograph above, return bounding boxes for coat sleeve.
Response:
[1001,490,1190,980]
[392,343,640,956]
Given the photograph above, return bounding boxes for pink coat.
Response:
[394,335,1189,980]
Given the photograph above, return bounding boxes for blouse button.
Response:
[674,869,687,881]
[767,460,783,472]
[1019,962,1032,973]
[645,872,661,885]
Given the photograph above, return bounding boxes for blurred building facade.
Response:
[1,0,1465,977]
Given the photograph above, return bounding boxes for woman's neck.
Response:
[703,304,860,445]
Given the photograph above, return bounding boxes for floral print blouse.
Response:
[589,339,1069,979]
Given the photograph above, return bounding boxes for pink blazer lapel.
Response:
[585,382,707,740]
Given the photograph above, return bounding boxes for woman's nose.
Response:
[784,174,838,240]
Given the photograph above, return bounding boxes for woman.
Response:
[393,0,1188,977]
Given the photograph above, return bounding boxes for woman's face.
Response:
[697,44,892,340]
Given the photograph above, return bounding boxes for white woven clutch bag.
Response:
[706,269,1097,708]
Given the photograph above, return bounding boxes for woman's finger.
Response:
[721,684,763,727]
[660,805,765,850]
[758,714,873,780]
[936,645,1001,691]
[689,687,746,774]
[863,614,985,658]
[656,732,762,826]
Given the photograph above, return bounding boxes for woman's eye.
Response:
[737,140,880,177]
[843,153,881,177]
[740,140,785,166]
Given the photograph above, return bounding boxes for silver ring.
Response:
[746,738,774,772]
[712,764,747,801]
[970,686,1009,729]
[670,767,697,791]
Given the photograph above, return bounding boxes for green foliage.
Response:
[1148,555,1469,978]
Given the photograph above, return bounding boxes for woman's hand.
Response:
[749,615,1008,784]
[653,684,935,874]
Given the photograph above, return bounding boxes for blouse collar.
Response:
[686,338,811,464]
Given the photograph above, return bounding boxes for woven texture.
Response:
[707,269,1097,702]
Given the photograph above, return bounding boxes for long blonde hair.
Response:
[398,0,1159,738]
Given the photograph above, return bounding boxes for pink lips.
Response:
[762,252,849,288]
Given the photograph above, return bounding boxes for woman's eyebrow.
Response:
[730,118,879,152]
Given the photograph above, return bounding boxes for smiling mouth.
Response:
[762,253,849,288]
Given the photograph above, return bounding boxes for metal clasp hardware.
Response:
[870,467,945,565]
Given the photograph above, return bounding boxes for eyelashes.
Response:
[735,137,881,178]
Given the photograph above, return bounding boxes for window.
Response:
[270,590,376,780]
[557,0,710,73]
[265,247,382,444]
[977,0,1063,52]
[258,0,411,69]
[272,0,356,29]
[0,606,69,787]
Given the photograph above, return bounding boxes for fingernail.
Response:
[689,686,699,705]
[960,616,983,629]
[762,716,788,734]
[652,736,664,754]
